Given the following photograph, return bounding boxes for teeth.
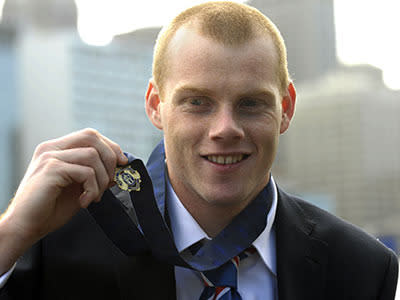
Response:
[207,154,245,165]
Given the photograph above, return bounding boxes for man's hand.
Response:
[0,128,128,274]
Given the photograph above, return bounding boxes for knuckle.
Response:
[86,167,96,178]
[99,177,109,189]
[107,139,119,149]
[34,141,52,156]
[85,147,99,161]
[82,128,99,139]
[43,158,60,171]
[38,150,54,162]
[104,151,117,171]
[76,128,99,146]
[108,150,117,164]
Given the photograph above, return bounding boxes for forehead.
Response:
[163,25,281,98]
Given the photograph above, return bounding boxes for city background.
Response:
[0,0,399,278]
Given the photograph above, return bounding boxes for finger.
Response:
[41,148,110,193]
[38,129,126,179]
[100,135,128,166]
[53,160,100,208]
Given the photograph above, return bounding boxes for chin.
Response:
[202,192,248,207]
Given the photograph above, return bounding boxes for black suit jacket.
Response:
[1,188,398,299]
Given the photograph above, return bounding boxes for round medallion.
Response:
[114,166,141,192]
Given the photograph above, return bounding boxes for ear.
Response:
[145,79,163,130]
[280,82,296,134]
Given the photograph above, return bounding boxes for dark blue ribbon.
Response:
[88,140,272,271]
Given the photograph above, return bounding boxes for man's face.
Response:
[147,25,294,212]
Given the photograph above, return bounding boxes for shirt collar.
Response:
[166,177,212,253]
[252,176,278,275]
[166,176,278,275]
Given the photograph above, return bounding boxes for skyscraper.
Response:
[0,26,18,211]
[70,28,162,161]
[250,0,337,83]
[273,66,400,250]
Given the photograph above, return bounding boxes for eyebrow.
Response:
[173,85,214,97]
[172,85,276,100]
[240,89,276,100]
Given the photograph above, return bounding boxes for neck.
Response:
[186,200,249,238]
[170,183,254,238]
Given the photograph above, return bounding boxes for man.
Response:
[0,1,398,299]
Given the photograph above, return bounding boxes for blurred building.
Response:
[17,29,76,169]
[0,26,18,211]
[0,0,162,212]
[250,0,337,83]
[1,0,76,29]
[16,29,162,168]
[0,0,80,210]
[69,28,162,160]
[273,65,400,249]
[16,31,161,169]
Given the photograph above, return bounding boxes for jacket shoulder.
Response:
[278,189,392,254]
[277,188,398,298]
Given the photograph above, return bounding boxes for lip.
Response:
[200,153,251,170]
[202,152,250,156]
[200,149,252,157]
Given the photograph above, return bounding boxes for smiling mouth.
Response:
[204,154,249,165]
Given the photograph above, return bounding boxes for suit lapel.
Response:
[275,188,328,300]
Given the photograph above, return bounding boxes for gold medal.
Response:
[114,165,141,192]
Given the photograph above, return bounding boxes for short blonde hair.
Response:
[152,1,290,96]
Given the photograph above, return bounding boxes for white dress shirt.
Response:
[0,263,15,289]
[166,177,279,300]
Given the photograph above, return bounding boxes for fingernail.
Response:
[79,190,91,207]
[79,190,88,201]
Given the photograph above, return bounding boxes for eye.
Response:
[180,96,212,113]
[240,98,259,108]
[239,98,264,111]
[238,97,274,115]
[189,98,204,106]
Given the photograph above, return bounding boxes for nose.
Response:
[208,106,244,141]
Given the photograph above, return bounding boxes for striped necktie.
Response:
[199,247,256,300]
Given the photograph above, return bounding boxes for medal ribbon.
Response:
[88,140,273,271]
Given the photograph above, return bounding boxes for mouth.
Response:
[203,154,250,165]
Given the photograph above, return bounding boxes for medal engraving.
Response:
[114,166,141,192]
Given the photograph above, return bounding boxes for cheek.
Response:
[250,122,280,156]
[247,114,280,136]
[167,112,205,138]
[164,116,201,158]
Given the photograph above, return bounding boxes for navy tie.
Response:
[198,247,256,300]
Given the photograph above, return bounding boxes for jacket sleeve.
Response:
[0,241,42,300]
[379,249,398,300]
